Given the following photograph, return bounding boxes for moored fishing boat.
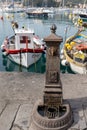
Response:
[61,28,87,74]
[1,22,46,68]
[79,11,87,21]
[26,8,48,18]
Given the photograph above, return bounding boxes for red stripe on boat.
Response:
[4,48,44,54]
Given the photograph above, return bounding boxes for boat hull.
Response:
[79,14,87,19]
[68,61,87,74]
[62,50,87,74]
[7,52,42,68]
[26,12,48,18]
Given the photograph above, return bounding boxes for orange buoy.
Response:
[76,44,87,51]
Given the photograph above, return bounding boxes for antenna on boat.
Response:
[64,26,70,43]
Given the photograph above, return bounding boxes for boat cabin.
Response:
[14,28,35,49]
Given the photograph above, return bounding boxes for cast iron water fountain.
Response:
[29,24,73,130]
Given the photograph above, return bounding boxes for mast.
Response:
[62,0,64,8]
[83,0,86,8]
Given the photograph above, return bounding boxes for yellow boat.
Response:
[61,29,87,74]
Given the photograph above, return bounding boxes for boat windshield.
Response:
[74,52,85,63]
[20,36,31,43]
[74,57,84,63]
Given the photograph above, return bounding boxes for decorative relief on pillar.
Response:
[48,46,58,56]
[48,71,59,83]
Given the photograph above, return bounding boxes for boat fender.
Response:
[1,45,5,51]
[60,54,64,60]
[60,49,64,54]
[61,59,69,66]
[61,59,67,66]
[60,49,64,59]
[2,48,5,52]
[65,61,69,66]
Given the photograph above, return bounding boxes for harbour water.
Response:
[0,12,78,73]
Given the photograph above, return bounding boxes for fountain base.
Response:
[29,99,73,130]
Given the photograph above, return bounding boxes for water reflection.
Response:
[0,12,77,73]
[2,54,46,73]
[2,54,75,74]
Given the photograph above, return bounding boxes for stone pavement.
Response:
[0,72,87,130]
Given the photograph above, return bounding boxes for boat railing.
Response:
[14,28,34,34]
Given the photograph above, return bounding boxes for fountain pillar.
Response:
[29,24,73,130]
